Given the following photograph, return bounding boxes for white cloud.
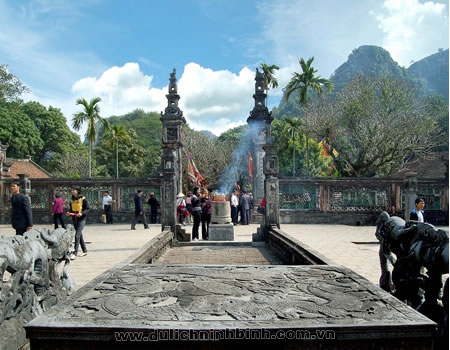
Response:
[72,62,166,117]
[373,0,448,67]
[70,62,258,136]
[178,63,255,134]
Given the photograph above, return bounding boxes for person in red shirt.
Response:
[52,193,66,229]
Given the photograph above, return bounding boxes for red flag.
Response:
[187,152,203,185]
[248,151,253,182]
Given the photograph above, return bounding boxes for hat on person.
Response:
[150,192,155,196]
[176,192,185,198]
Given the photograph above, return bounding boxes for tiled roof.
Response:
[3,158,52,179]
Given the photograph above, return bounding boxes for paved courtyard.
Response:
[0,222,391,288]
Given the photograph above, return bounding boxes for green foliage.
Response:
[305,75,445,177]
[94,128,146,177]
[72,97,109,177]
[284,57,334,104]
[0,101,44,158]
[99,109,163,176]
[0,64,30,102]
[19,102,81,171]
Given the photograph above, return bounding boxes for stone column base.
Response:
[208,223,234,241]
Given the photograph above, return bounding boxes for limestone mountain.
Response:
[407,49,449,102]
[329,45,412,93]
[273,45,449,119]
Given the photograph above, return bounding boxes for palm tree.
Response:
[284,57,334,175]
[72,97,109,177]
[281,117,304,177]
[260,63,280,104]
[107,125,131,178]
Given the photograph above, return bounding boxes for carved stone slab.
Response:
[26,265,436,349]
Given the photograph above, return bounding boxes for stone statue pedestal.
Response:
[208,223,234,241]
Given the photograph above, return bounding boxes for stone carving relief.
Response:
[51,264,428,327]
[0,227,76,326]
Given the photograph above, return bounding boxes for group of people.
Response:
[230,189,254,225]
[176,187,212,241]
[131,190,160,230]
[10,181,90,260]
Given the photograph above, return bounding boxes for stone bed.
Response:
[25,264,435,349]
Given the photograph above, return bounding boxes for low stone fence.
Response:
[0,177,448,226]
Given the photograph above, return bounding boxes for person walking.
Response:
[176,192,187,226]
[148,192,160,224]
[190,187,202,241]
[66,186,89,260]
[201,189,212,240]
[52,192,66,229]
[10,180,33,235]
[102,191,113,224]
[131,190,149,230]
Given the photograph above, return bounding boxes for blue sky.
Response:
[1,0,448,137]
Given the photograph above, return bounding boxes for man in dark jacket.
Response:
[147,192,159,224]
[10,180,33,235]
[131,190,149,230]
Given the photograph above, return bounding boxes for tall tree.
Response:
[305,75,443,177]
[107,125,132,178]
[72,97,109,177]
[0,102,43,158]
[280,117,304,177]
[284,57,334,175]
[260,63,280,103]
[0,64,29,102]
[20,102,81,170]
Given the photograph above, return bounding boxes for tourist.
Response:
[148,192,160,224]
[66,186,89,259]
[190,187,202,241]
[201,189,212,240]
[102,191,113,224]
[131,189,149,230]
[52,192,66,229]
[185,191,193,224]
[10,180,33,235]
[410,197,425,222]
[176,192,187,226]
[239,190,252,225]
[230,189,239,225]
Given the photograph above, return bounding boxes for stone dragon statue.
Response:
[0,226,76,325]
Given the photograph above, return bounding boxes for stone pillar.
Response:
[247,68,273,205]
[253,144,280,242]
[18,173,31,196]
[262,144,280,230]
[159,69,186,232]
[404,172,418,221]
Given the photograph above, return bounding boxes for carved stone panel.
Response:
[26,265,435,349]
